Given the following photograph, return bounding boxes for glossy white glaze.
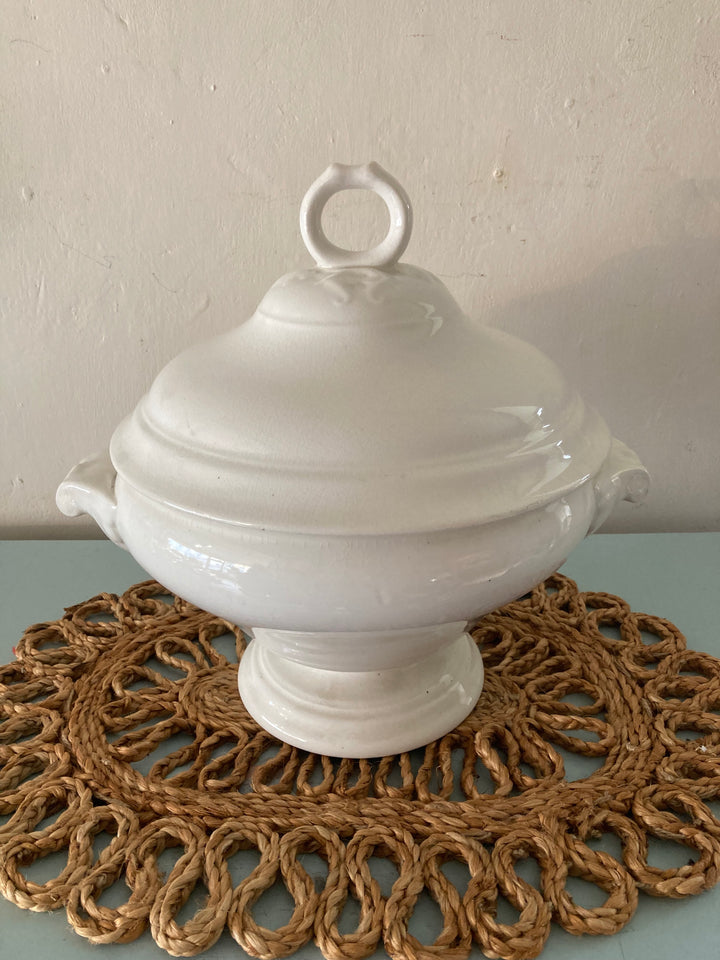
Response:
[57,162,650,757]
[108,299,611,534]
[239,628,483,758]
[112,475,596,633]
[55,451,125,548]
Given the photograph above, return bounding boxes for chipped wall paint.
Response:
[3,1,720,536]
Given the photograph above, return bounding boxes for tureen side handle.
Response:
[589,438,650,533]
[56,450,127,549]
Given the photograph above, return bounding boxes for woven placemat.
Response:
[1,574,719,960]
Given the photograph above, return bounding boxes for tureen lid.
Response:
[110,162,611,534]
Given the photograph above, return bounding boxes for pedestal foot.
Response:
[237,626,484,758]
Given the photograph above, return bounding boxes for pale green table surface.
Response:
[1,534,719,959]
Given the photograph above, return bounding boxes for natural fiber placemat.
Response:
[1,574,719,960]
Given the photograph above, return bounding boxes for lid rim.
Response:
[114,467,597,537]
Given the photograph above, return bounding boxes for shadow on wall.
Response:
[488,234,720,533]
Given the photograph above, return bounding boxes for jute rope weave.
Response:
[1,574,719,959]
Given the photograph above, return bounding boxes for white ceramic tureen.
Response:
[57,162,649,758]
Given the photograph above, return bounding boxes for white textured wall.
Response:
[3,1,719,536]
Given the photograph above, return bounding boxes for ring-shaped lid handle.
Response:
[299,161,413,268]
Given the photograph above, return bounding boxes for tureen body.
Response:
[57,162,649,757]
